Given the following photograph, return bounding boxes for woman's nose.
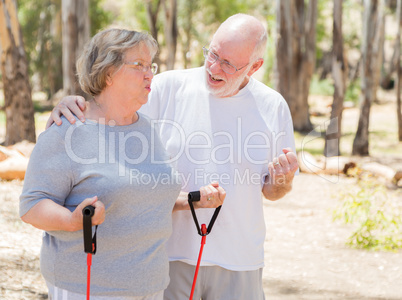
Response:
[144,68,154,79]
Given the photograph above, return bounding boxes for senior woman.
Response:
[20,28,181,299]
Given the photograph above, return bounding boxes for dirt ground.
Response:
[1,172,401,300]
[263,173,402,300]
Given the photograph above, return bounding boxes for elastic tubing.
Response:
[86,244,94,300]
[189,224,207,300]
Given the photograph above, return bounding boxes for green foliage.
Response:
[261,4,276,87]
[200,0,254,25]
[18,0,63,96]
[122,1,150,31]
[177,0,203,68]
[315,0,332,62]
[308,75,361,105]
[333,173,402,251]
[309,75,334,96]
[90,0,113,35]
[345,79,361,105]
[0,111,4,129]
[342,0,363,50]
[17,0,112,98]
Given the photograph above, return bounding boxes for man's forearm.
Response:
[173,191,190,212]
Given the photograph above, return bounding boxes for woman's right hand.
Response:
[46,95,87,129]
[70,196,106,231]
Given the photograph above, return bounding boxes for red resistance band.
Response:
[83,205,98,300]
[188,191,222,300]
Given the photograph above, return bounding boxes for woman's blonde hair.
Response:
[76,28,158,97]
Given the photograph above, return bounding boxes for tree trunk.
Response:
[381,0,400,89]
[380,33,400,89]
[163,0,177,70]
[398,63,402,141]
[275,0,317,133]
[61,0,89,97]
[0,0,36,145]
[145,0,162,70]
[373,1,386,97]
[353,0,384,155]
[181,0,197,69]
[48,6,63,98]
[325,0,347,157]
[146,0,162,42]
[396,0,402,140]
[37,1,62,98]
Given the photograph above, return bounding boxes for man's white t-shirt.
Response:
[140,66,296,271]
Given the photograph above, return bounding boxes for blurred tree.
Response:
[373,0,386,94]
[18,0,62,98]
[315,0,332,63]
[200,0,251,24]
[178,0,198,68]
[138,0,260,70]
[163,0,177,70]
[395,0,401,140]
[275,0,318,132]
[125,0,164,68]
[89,0,112,36]
[325,0,347,157]
[61,0,90,97]
[380,0,400,89]
[145,0,162,41]
[343,0,363,83]
[353,0,385,155]
[18,0,110,99]
[0,0,36,145]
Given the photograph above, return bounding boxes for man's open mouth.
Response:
[210,74,223,82]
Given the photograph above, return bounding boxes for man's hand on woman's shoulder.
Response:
[46,95,87,129]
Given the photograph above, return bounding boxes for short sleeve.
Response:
[278,102,297,155]
[19,127,74,217]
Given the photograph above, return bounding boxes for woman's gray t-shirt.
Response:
[20,114,181,297]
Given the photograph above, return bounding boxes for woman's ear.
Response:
[106,73,113,86]
[247,58,264,77]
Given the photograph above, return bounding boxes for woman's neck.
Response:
[85,96,139,126]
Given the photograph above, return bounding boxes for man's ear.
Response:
[247,58,264,77]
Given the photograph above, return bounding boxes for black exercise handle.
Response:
[188,191,201,202]
[83,205,95,217]
[83,205,97,254]
[188,191,222,236]
[188,192,201,235]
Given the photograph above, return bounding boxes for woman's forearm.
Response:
[21,199,77,232]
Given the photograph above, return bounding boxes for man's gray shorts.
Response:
[164,261,265,300]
